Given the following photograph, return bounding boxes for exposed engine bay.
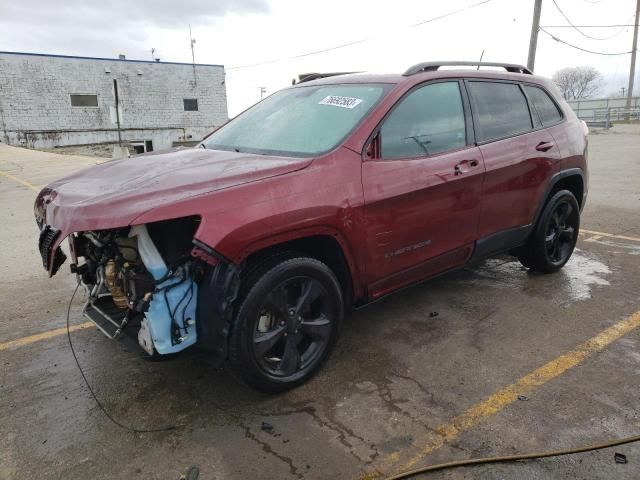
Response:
[69,217,203,355]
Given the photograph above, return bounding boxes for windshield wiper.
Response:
[201,144,242,153]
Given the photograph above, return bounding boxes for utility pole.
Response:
[189,25,197,87]
[113,79,122,147]
[621,87,626,97]
[259,87,266,99]
[626,0,640,114]
[527,0,543,72]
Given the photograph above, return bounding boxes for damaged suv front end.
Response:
[34,78,394,391]
[33,145,309,359]
[36,202,206,355]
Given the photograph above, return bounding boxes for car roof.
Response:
[293,68,551,88]
[293,72,405,85]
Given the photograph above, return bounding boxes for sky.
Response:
[1,0,638,116]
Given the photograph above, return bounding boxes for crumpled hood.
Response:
[40,147,312,233]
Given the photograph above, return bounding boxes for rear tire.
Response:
[229,256,343,393]
[518,190,580,273]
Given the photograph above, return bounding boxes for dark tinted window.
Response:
[184,98,199,111]
[381,81,466,159]
[468,82,532,142]
[70,94,98,107]
[524,85,563,126]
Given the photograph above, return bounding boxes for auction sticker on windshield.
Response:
[318,95,363,109]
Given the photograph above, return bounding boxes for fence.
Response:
[567,96,640,128]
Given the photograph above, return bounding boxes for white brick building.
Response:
[0,51,228,152]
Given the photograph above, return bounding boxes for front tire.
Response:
[518,190,580,273]
[229,256,343,393]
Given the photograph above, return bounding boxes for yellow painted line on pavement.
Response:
[0,170,41,192]
[584,235,603,242]
[372,310,640,478]
[0,322,94,352]
[4,156,640,474]
[581,228,640,243]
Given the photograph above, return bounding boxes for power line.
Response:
[227,0,493,71]
[552,0,634,40]
[542,24,636,28]
[585,17,635,40]
[540,26,633,55]
[291,38,370,60]
[410,0,491,27]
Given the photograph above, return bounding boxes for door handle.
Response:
[535,141,554,152]
[454,159,479,175]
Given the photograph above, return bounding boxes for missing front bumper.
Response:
[83,294,145,352]
[83,295,127,339]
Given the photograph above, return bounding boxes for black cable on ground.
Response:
[66,282,183,433]
[66,281,640,464]
[384,434,640,479]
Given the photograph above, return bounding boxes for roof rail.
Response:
[293,72,359,84]
[403,61,533,76]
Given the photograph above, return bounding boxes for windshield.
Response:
[203,83,391,156]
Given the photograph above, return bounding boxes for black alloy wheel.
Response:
[544,201,578,264]
[518,189,580,273]
[253,276,333,377]
[229,256,342,393]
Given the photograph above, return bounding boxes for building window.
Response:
[130,141,153,155]
[70,94,98,107]
[183,98,198,111]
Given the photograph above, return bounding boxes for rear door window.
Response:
[468,81,533,142]
[380,81,466,159]
[524,85,563,126]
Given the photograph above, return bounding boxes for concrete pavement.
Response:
[1,128,640,479]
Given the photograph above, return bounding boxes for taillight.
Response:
[580,120,589,137]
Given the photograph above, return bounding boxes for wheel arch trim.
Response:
[533,168,585,227]
[235,226,364,299]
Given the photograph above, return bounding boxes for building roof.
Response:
[0,50,223,68]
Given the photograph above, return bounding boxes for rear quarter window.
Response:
[524,85,563,127]
[468,81,533,142]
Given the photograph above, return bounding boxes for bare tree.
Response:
[552,66,602,100]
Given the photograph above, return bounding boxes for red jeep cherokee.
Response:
[35,62,588,392]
